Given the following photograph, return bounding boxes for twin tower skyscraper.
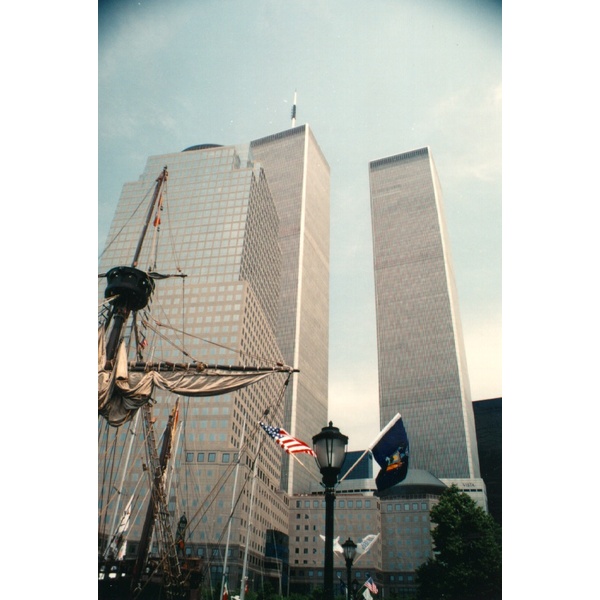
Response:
[99,124,479,520]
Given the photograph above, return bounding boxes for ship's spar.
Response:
[98,166,297,599]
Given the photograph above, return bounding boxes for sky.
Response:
[98,0,502,452]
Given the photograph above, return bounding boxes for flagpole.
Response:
[221,419,246,600]
[289,451,323,484]
[240,436,262,600]
[338,414,401,483]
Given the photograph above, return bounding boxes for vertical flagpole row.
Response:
[221,418,246,600]
[240,437,262,600]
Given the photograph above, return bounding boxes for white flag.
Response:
[319,534,344,554]
[356,533,380,555]
[363,589,372,600]
[104,496,133,559]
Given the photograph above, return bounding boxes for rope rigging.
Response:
[129,370,319,597]
[99,164,306,597]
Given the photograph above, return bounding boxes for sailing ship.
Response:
[98,164,299,599]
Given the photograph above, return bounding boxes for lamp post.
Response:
[341,538,357,600]
[313,422,348,600]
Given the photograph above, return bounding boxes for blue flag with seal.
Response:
[371,413,409,492]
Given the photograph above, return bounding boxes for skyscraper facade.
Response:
[473,397,502,524]
[98,142,294,589]
[250,125,330,494]
[369,147,480,480]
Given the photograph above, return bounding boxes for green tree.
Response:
[416,485,501,600]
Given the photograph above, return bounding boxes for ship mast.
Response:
[131,402,183,599]
[101,166,186,598]
[103,166,168,363]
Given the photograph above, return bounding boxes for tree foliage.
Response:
[415,485,501,600]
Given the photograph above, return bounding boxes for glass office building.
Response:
[473,397,502,524]
[369,147,480,479]
[251,125,330,494]
[98,143,292,588]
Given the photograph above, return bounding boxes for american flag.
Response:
[260,422,317,457]
[365,577,378,594]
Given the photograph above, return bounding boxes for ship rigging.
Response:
[98,165,299,599]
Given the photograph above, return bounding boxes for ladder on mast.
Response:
[132,402,183,599]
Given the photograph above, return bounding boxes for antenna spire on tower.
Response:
[291,90,297,128]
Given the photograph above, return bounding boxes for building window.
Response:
[222,453,230,463]
[197,453,205,462]
[186,453,194,462]
[208,453,216,462]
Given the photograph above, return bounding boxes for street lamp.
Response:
[313,422,348,600]
[341,538,357,600]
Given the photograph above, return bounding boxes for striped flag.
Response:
[365,577,378,594]
[260,422,317,457]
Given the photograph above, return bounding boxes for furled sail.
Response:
[98,327,286,426]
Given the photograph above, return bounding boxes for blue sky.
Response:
[98,0,501,450]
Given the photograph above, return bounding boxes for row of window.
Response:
[385,502,428,512]
[185,452,238,463]
[295,499,373,510]
[185,433,228,442]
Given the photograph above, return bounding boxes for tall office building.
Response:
[98,142,294,588]
[369,147,480,479]
[251,125,330,494]
[473,397,502,524]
